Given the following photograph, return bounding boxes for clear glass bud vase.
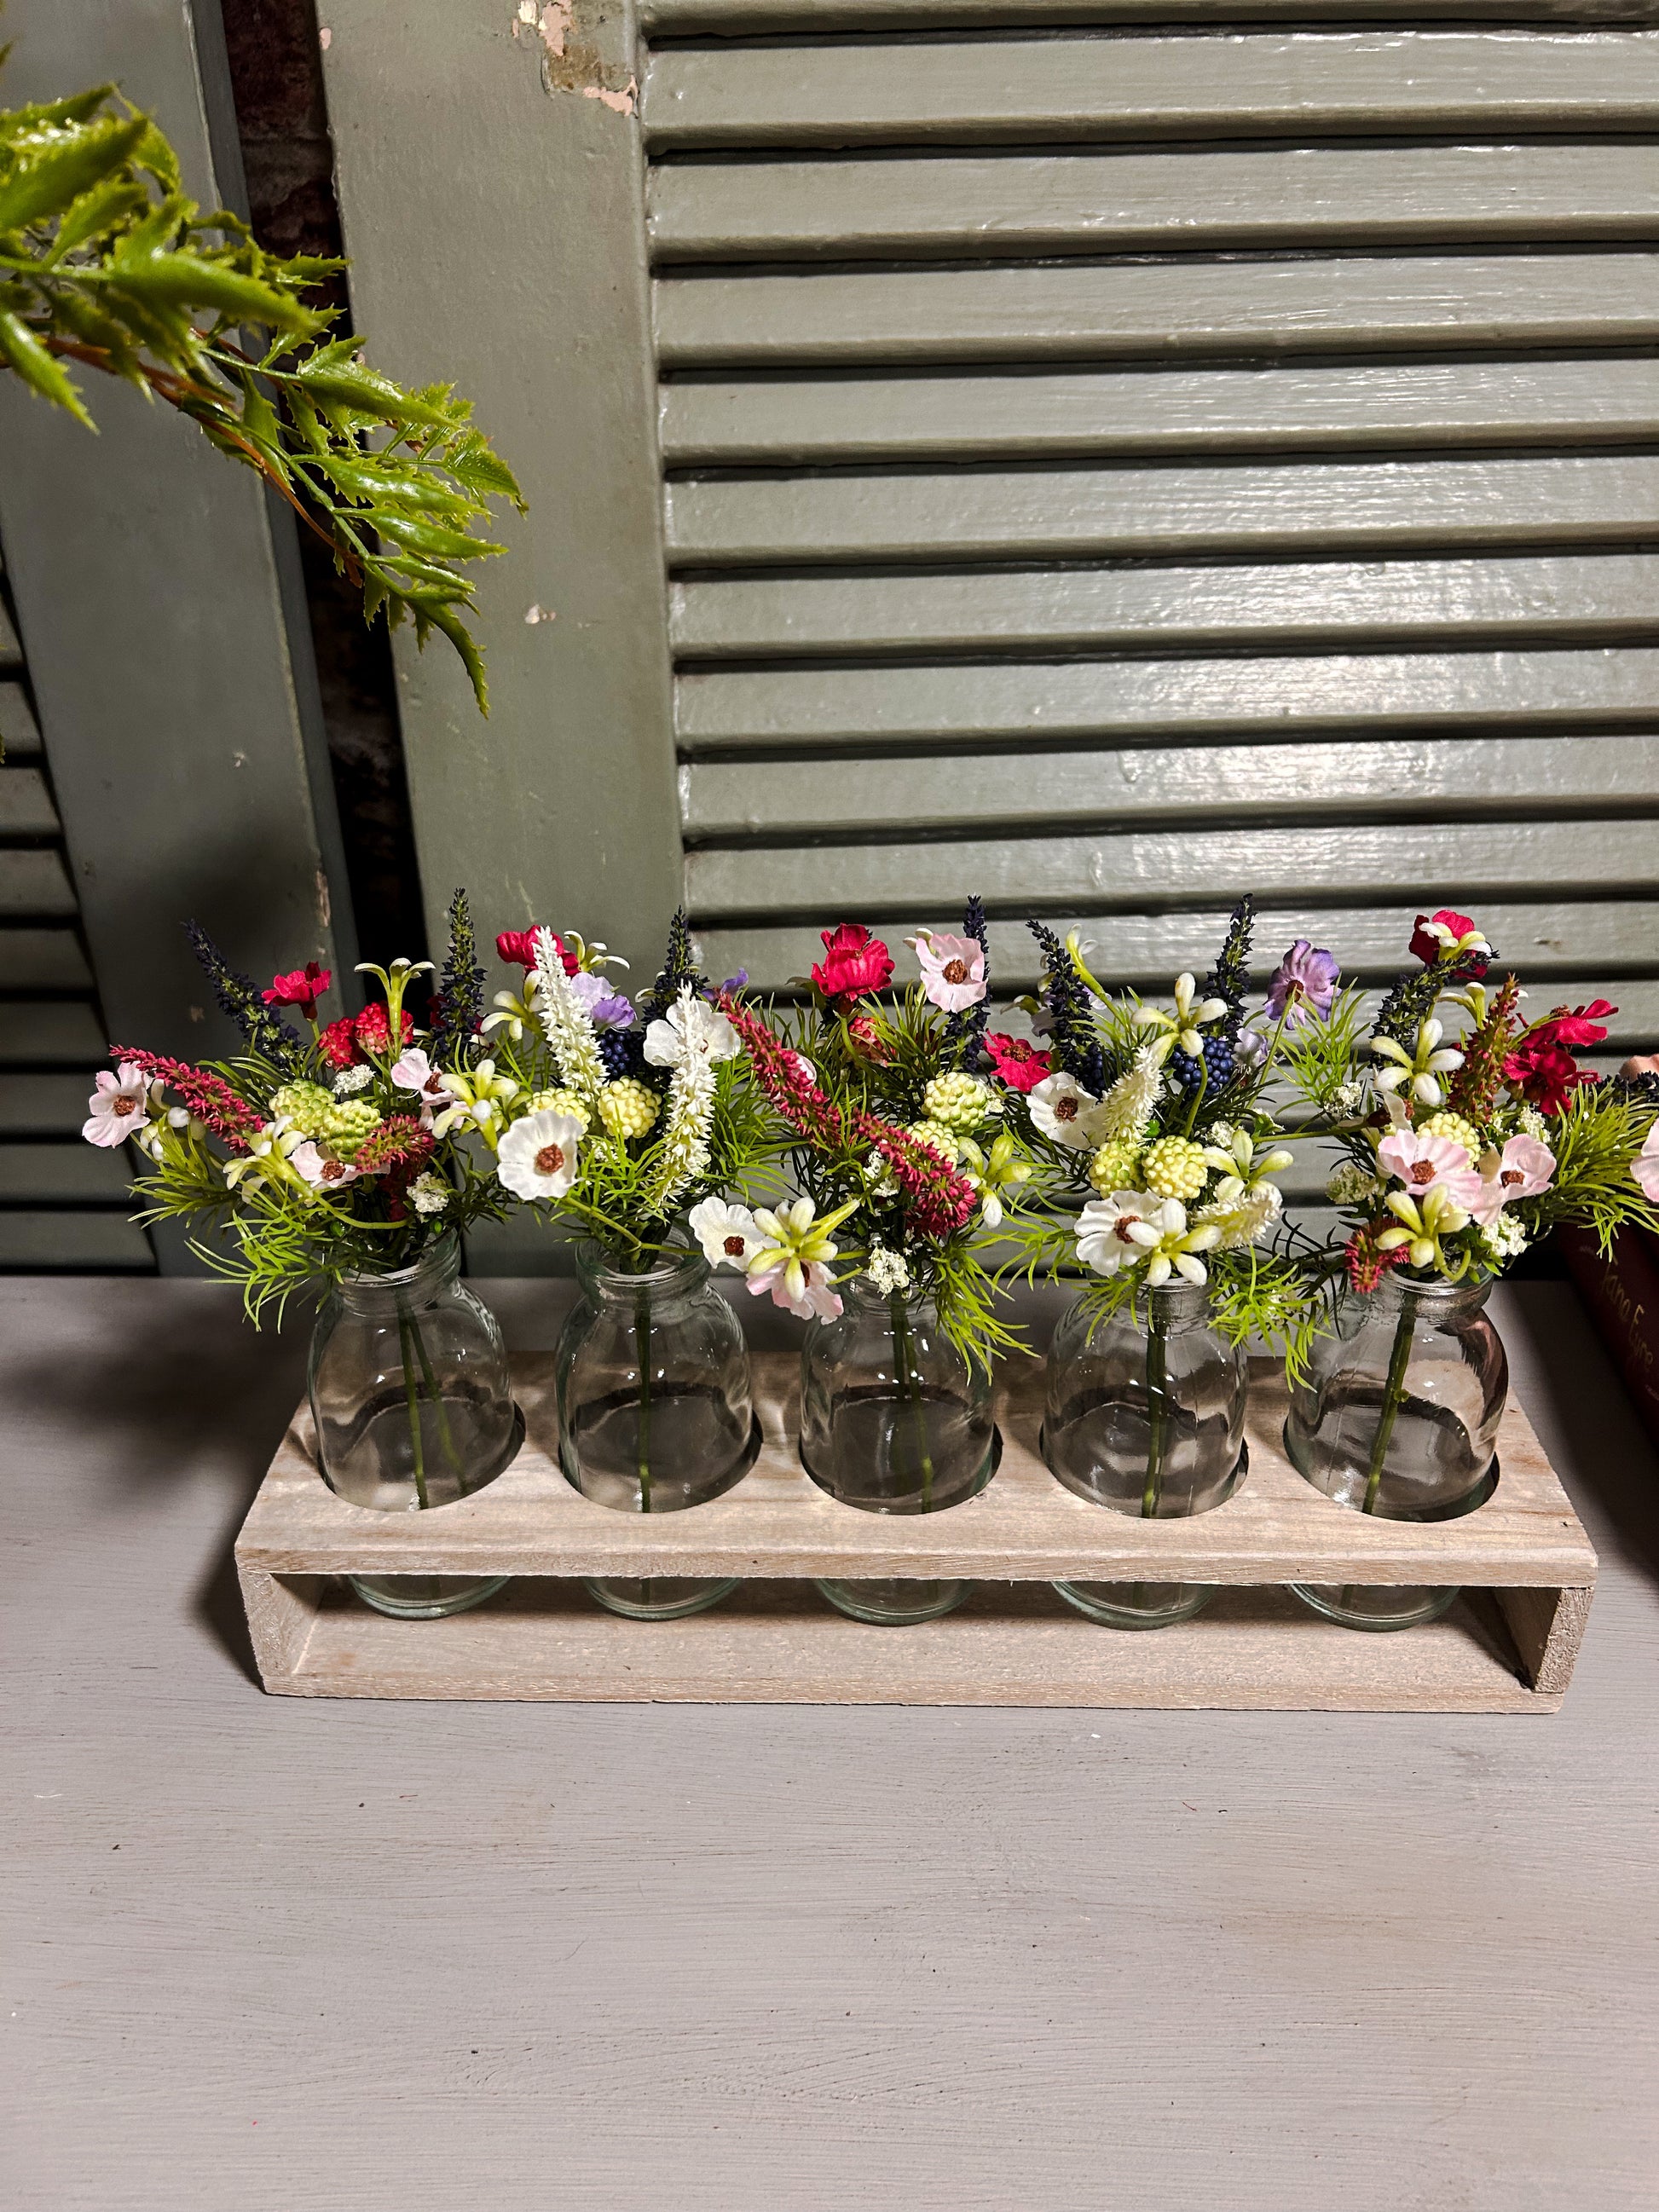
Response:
[800,1283,997,1625]
[555,1245,758,1620]
[308,1234,519,1619]
[1043,1281,1246,1628]
[1284,1273,1506,1630]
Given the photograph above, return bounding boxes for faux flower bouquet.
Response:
[85,896,512,1316]
[709,901,1037,1369]
[481,911,770,1268]
[999,899,1327,1369]
[1288,910,1659,1289]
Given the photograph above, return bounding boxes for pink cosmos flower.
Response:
[83,1062,153,1147]
[1633,1122,1659,1203]
[745,1256,843,1322]
[1467,1134,1556,1225]
[391,1047,449,1125]
[910,929,987,1014]
[1377,1128,1479,1199]
[291,1141,361,1190]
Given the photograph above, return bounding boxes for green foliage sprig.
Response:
[0,77,523,709]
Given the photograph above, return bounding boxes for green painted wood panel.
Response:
[0,930,92,992]
[645,0,1659,32]
[675,650,1659,752]
[681,733,1659,840]
[0,601,18,669]
[667,456,1659,564]
[0,1002,107,1067]
[643,33,1659,147]
[0,683,38,755]
[671,552,1659,658]
[319,0,683,985]
[0,1141,130,1204]
[660,358,1659,465]
[0,1210,152,1270]
[656,254,1659,366]
[0,851,76,920]
[650,144,1659,261]
[0,766,58,838]
[685,817,1659,916]
[0,1072,99,1136]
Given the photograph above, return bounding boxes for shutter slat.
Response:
[0,848,77,918]
[0,1071,98,1135]
[685,816,1659,915]
[682,732,1659,839]
[0,1209,152,1270]
[0,928,93,990]
[651,145,1659,263]
[692,904,1659,994]
[0,765,60,837]
[661,358,1659,465]
[0,601,19,669]
[673,551,1659,658]
[0,1001,105,1066]
[668,455,1659,566]
[643,34,1659,148]
[0,1141,132,1204]
[677,649,1659,752]
[647,0,1659,29]
[0,682,40,758]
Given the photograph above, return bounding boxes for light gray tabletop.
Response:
[4,1275,1657,2211]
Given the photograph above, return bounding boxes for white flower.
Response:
[863,1149,899,1204]
[291,1141,361,1192]
[431,1059,521,1145]
[689,1195,763,1268]
[533,925,607,1105]
[495,1108,582,1200]
[1077,1190,1222,1286]
[1479,1213,1529,1263]
[1372,1019,1464,1111]
[332,1063,374,1096]
[1327,1158,1383,1208]
[1092,1047,1162,1146]
[1132,973,1228,1062]
[866,1244,911,1294]
[1333,1076,1368,1114]
[1195,1177,1282,1250]
[1028,1071,1102,1152]
[82,1062,153,1148]
[643,992,739,1071]
[223,1122,305,1192]
[408,1172,450,1217]
[1517,1104,1548,1141]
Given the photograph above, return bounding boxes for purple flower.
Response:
[569,970,636,1031]
[1264,941,1340,1027]
[716,969,749,996]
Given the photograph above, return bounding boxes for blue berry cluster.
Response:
[1169,1035,1236,1096]
[598,1026,646,1083]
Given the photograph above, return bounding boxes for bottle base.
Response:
[581,1575,738,1620]
[1289,1581,1460,1631]
[814,1576,973,1625]
[1052,1580,1216,1630]
[346,1573,510,1620]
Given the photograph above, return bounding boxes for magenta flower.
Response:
[1264,941,1340,1027]
[909,928,987,1014]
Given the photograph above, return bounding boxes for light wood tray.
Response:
[235,1353,1598,1712]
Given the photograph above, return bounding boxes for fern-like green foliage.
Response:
[0,76,523,710]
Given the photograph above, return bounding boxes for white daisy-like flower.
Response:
[643,993,740,1070]
[495,1108,582,1200]
[1076,1190,1221,1286]
[1132,973,1228,1062]
[865,1244,911,1294]
[1372,1018,1465,1111]
[291,1141,362,1192]
[408,1172,450,1217]
[688,1195,763,1268]
[1028,1071,1102,1152]
[82,1062,153,1148]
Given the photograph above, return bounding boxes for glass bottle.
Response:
[308,1233,519,1618]
[1043,1280,1246,1629]
[1284,1272,1505,1630]
[555,1244,757,1620]
[800,1282,996,1625]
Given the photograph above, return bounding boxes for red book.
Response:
[1560,1224,1659,1448]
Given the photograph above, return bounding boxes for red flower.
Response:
[986,1033,1054,1095]
[1532,1000,1615,1051]
[1344,1225,1408,1296]
[1409,909,1488,975]
[497,927,576,974]
[1503,1038,1596,1116]
[846,1014,895,1066]
[811,923,893,1005]
[262,961,331,1019]
[318,1004,415,1069]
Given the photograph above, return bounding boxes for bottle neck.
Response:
[1143,1281,1211,1331]
[843,1279,934,1320]
[1372,1270,1492,1324]
[335,1232,460,1315]
[576,1240,710,1306]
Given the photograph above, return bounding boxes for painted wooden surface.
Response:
[643,33,1659,145]
[647,0,1659,22]
[7,1274,1659,2203]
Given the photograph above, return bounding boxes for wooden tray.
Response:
[235,1353,1598,1711]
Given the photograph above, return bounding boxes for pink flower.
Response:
[910,929,986,1014]
[262,961,331,1019]
[1633,1122,1659,1204]
[811,923,893,1005]
[1377,1128,1479,1198]
[291,1142,361,1190]
[83,1062,152,1148]
[1467,1134,1556,1225]
[986,1033,1053,1094]
[746,1257,843,1322]
[390,1047,449,1125]
[1410,910,1490,974]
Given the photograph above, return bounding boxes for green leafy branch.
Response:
[0,76,523,711]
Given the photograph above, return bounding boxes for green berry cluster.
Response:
[920,1071,997,1135]
[529,1086,592,1131]
[1420,1110,1483,1159]
[270,1082,381,1158]
[1141,1135,1209,1203]
[906,1119,962,1164]
[1087,1136,1143,1195]
[597,1077,659,1141]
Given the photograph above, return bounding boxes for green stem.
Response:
[396,1306,431,1512]
[891,1291,936,1512]
[1363,1291,1417,1516]
[635,1285,654,1516]
[407,1303,469,1495]
[1142,1300,1170,1520]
